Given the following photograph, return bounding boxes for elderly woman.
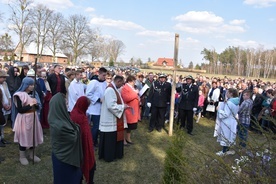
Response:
[214,88,239,156]
[48,93,83,184]
[13,77,43,165]
[121,75,140,145]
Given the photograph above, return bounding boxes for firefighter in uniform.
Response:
[176,75,199,135]
[147,74,171,132]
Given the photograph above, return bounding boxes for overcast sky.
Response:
[0,0,275,65]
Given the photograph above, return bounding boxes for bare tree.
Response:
[233,46,243,76]
[30,4,53,62]
[101,39,111,62]
[245,48,255,77]
[108,39,125,62]
[263,49,275,78]
[0,33,14,51]
[47,12,65,62]
[253,47,264,78]
[9,0,33,61]
[63,14,94,65]
[86,29,103,62]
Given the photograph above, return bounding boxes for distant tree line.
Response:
[0,0,126,65]
[200,46,276,79]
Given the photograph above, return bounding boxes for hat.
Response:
[185,75,194,80]
[27,69,35,77]
[0,70,9,77]
[159,73,167,78]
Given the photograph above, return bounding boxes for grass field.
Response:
[1,116,275,184]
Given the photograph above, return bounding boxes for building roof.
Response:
[154,58,174,66]
[16,42,67,58]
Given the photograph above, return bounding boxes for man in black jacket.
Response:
[147,74,171,132]
[47,64,66,96]
[177,75,199,135]
[251,86,264,131]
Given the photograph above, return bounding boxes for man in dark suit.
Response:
[47,64,66,96]
[147,74,171,132]
[177,75,199,135]
[251,86,264,131]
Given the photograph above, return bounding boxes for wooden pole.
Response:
[169,34,179,136]
[32,57,38,165]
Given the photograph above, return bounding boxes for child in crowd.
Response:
[196,90,205,123]
[237,90,253,149]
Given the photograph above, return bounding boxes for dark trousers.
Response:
[52,152,82,184]
[149,106,166,130]
[91,115,100,146]
[202,98,208,116]
[178,109,194,133]
[237,123,249,148]
[143,97,151,119]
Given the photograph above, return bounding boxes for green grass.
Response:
[0,117,275,184]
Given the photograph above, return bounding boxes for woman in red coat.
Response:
[121,75,140,145]
[70,96,96,184]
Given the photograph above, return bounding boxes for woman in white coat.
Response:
[214,88,239,156]
[207,81,221,119]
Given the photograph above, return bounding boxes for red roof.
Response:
[154,58,174,66]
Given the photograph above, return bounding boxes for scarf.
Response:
[15,77,41,109]
[48,93,83,167]
[70,96,95,183]
[107,83,124,142]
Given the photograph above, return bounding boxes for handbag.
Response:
[206,104,215,112]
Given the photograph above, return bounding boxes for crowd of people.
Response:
[0,63,275,183]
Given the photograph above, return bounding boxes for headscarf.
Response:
[15,77,41,110]
[6,66,21,95]
[48,93,83,167]
[19,65,29,81]
[70,96,95,183]
[16,77,34,92]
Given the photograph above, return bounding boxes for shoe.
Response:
[187,132,194,136]
[216,151,225,156]
[165,120,169,124]
[0,141,5,147]
[124,143,130,147]
[28,150,41,163]
[126,140,134,144]
[156,129,162,132]
[225,150,235,155]
[196,120,199,123]
[148,129,154,133]
[1,139,11,144]
[19,151,29,165]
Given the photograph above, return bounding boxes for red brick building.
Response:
[154,58,174,67]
